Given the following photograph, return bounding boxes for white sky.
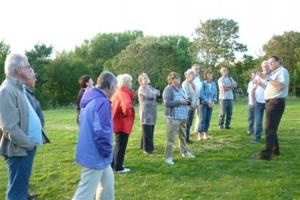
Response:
[1,0,299,57]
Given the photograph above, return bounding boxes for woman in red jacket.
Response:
[111,74,135,174]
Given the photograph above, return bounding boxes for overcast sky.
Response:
[1,0,299,57]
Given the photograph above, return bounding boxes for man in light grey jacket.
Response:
[0,53,41,200]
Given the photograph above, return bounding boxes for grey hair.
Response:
[97,71,117,91]
[261,60,269,67]
[192,64,200,69]
[184,68,194,79]
[4,53,29,75]
[117,73,133,88]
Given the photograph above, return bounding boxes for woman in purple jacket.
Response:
[73,71,117,200]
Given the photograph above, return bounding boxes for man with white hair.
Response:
[250,61,271,143]
[0,53,43,200]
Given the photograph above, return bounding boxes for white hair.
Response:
[261,60,269,67]
[4,53,29,75]
[192,64,200,70]
[184,68,194,79]
[117,73,133,88]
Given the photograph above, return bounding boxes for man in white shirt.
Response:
[247,72,256,135]
[254,56,289,160]
[191,64,202,134]
[251,61,271,143]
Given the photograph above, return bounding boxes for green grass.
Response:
[1,98,300,200]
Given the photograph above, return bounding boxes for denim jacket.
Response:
[200,81,217,104]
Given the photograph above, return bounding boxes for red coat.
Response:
[111,87,135,135]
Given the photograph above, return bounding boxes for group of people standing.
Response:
[0,52,289,200]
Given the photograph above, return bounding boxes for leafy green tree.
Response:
[0,41,10,82]
[108,36,192,92]
[45,52,90,106]
[72,31,143,77]
[263,31,300,96]
[230,55,260,96]
[25,43,53,108]
[193,18,247,68]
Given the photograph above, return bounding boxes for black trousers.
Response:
[141,124,155,153]
[261,98,285,159]
[186,109,195,141]
[112,132,129,171]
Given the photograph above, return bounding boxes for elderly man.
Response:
[217,67,237,129]
[250,61,272,143]
[254,56,289,160]
[0,53,43,200]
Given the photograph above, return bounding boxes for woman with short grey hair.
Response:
[182,69,199,143]
[111,73,135,173]
[138,73,160,155]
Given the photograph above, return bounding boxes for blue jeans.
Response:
[198,104,213,133]
[4,148,36,200]
[248,105,254,134]
[254,103,265,141]
[218,99,233,128]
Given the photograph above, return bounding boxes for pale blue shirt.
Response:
[265,66,289,100]
[23,87,43,145]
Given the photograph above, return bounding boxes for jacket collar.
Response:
[6,76,24,90]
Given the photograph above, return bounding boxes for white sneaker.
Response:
[165,158,174,165]
[116,168,131,174]
[203,133,209,140]
[197,133,202,141]
[182,152,195,159]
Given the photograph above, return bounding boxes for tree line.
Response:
[1,18,299,108]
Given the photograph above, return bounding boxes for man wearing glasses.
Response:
[254,56,289,160]
[0,53,43,199]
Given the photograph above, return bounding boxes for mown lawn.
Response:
[0,98,300,200]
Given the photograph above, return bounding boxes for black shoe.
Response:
[251,153,271,161]
[272,151,280,156]
[186,140,193,144]
[225,126,231,129]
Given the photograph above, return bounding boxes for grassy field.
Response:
[0,98,299,200]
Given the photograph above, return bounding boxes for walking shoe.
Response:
[165,158,174,165]
[218,125,224,129]
[28,193,38,200]
[251,153,271,161]
[197,133,202,141]
[182,152,195,159]
[203,133,209,140]
[251,140,259,144]
[116,168,131,174]
[225,126,231,129]
[186,140,193,144]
